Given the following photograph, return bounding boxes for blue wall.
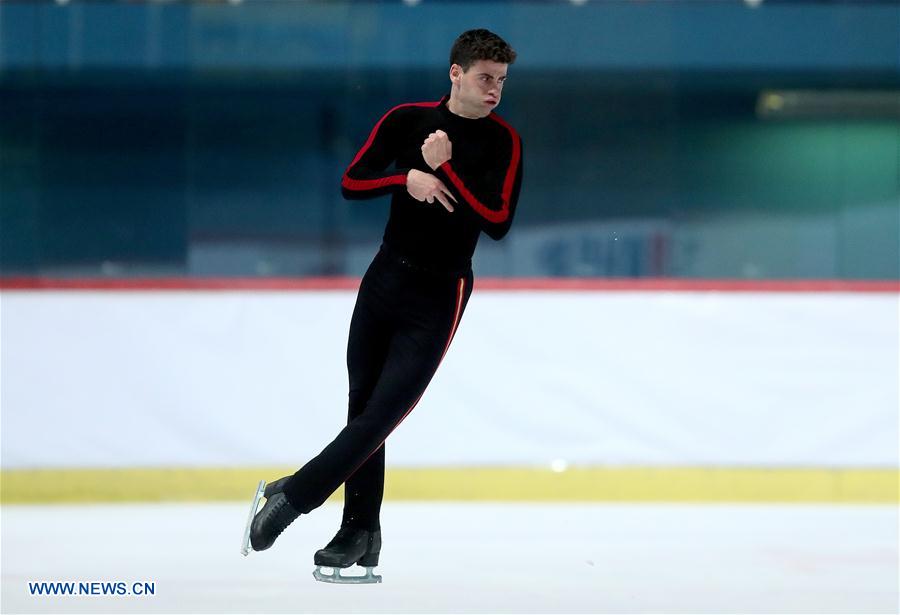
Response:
[1,1,898,279]
[3,1,898,71]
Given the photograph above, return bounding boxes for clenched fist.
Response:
[406,169,456,212]
[421,130,453,170]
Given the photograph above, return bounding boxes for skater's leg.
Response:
[342,443,384,531]
[283,333,440,513]
[248,255,393,552]
[257,342,389,530]
[260,263,394,505]
[342,286,392,531]
[282,271,473,516]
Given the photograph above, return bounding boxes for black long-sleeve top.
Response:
[341,94,523,273]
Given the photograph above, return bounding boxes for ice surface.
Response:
[2,502,897,613]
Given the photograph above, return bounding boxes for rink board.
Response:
[3,286,897,467]
[2,282,897,505]
[2,466,897,504]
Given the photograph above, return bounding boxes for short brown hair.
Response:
[449,29,517,72]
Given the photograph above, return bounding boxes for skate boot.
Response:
[240,479,301,555]
[312,527,382,584]
[263,475,291,498]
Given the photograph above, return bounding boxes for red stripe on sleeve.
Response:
[341,174,407,191]
[439,113,521,224]
[342,100,441,193]
[490,113,522,209]
[440,162,509,223]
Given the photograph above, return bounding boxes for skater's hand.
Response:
[406,169,456,212]
[421,130,452,170]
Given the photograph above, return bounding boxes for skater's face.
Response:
[449,59,508,119]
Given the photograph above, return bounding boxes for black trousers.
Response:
[283,246,473,530]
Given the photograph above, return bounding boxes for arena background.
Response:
[1,1,898,613]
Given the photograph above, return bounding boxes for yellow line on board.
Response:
[1,467,897,504]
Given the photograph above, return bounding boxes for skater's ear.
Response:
[449,63,464,85]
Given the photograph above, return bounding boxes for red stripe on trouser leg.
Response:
[346,276,467,478]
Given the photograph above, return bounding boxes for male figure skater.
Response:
[242,29,522,583]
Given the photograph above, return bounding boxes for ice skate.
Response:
[240,480,265,556]
[312,527,382,584]
[263,475,291,498]
[240,478,301,555]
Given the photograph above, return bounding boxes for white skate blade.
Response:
[313,565,382,584]
[240,480,266,556]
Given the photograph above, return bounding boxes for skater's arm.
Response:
[431,125,523,241]
[341,106,413,200]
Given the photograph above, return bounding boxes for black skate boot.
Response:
[247,489,301,552]
[263,475,291,498]
[312,527,382,584]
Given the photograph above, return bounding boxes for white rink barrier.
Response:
[1,288,897,469]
